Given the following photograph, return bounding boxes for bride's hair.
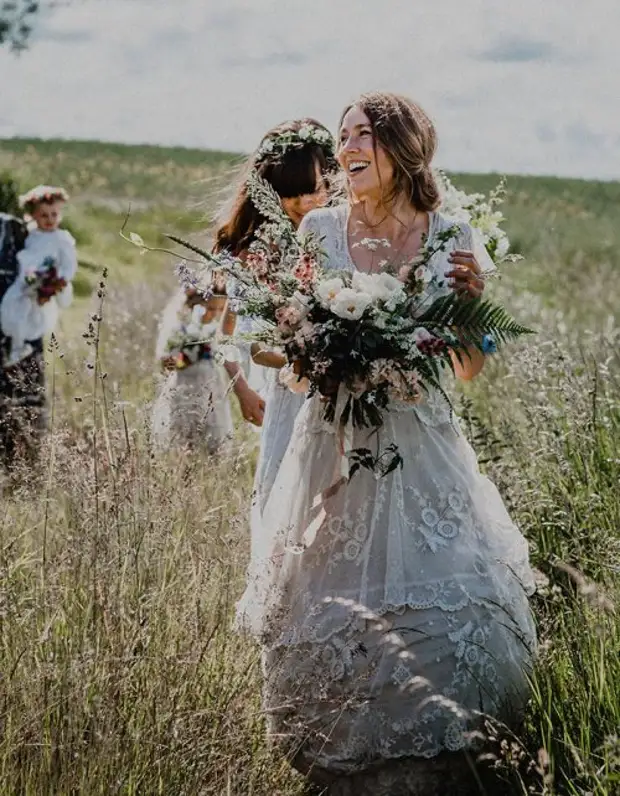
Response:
[213,118,338,256]
[339,92,441,212]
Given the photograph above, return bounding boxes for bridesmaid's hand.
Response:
[161,355,177,371]
[235,382,265,426]
[446,250,485,299]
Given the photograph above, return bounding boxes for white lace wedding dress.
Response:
[236,206,537,783]
[254,369,306,512]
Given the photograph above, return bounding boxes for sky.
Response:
[1,0,618,180]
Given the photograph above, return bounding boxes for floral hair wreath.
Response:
[254,124,335,164]
[19,184,70,214]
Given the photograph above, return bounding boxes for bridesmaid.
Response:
[214,117,339,511]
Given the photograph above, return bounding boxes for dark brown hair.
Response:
[339,92,440,212]
[213,118,338,256]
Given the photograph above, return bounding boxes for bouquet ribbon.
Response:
[300,383,358,549]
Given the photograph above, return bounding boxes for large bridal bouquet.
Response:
[165,172,530,473]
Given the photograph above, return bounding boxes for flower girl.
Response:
[0,185,77,368]
[151,286,233,453]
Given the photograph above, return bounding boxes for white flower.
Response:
[297,125,312,140]
[414,327,433,346]
[330,288,373,320]
[351,271,404,304]
[317,277,345,307]
[414,264,434,285]
[290,291,310,318]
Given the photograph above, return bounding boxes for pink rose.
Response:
[398,265,412,283]
[275,305,302,330]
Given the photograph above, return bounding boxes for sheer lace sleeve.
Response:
[298,205,351,273]
[458,223,496,276]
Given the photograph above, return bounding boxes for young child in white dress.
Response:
[0,185,77,368]
[151,285,234,454]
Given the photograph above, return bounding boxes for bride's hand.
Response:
[446,250,484,299]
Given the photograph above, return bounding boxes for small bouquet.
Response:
[164,172,531,475]
[163,305,217,371]
[24,256,68,305]
[436,171,520,266]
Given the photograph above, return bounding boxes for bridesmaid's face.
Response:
[338,106,393,201]
[280,162,328,228]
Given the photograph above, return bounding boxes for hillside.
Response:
[0,137,619,795]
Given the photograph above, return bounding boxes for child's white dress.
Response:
[151,292,234,454]
[0,228,77,366]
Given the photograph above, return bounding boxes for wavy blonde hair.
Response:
[339,92,441,212]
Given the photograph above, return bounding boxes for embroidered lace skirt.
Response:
[237,395,536,772]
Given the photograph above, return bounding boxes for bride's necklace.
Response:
[357,209,419,274]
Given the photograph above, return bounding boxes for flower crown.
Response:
[19,184,69,213]
[255,124,335,163]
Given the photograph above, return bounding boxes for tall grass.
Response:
[0,139,619,794]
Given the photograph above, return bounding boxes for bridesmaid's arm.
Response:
[220,300,236,336]
[250,344,286,369]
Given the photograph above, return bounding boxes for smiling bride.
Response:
[236,92,537,796]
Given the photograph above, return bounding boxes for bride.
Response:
[236,92,537,795]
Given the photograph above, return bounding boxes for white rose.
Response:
[352,271,405,304]
[376,271,405,295]
[291,291,310,318]
[351,271,376,295]
[317,277,345,307]
[330,288,372,320]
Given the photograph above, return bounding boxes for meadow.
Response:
[0,137,619,795]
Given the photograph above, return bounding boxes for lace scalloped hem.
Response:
[260,600,534,773]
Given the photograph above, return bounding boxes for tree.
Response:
[0,173,21,216]
[0,0,40,51]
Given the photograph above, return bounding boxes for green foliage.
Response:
[0,0,39,51]
[0,137,618,794]
[418,293,535,347]
[0,170,21,215]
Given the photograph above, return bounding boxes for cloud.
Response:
[0,0,618,180]
[221,51,309,69]
[478,36,558,64]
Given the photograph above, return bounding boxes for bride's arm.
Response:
[450,344,486,381]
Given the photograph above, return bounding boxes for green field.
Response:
[0,137,619,795]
